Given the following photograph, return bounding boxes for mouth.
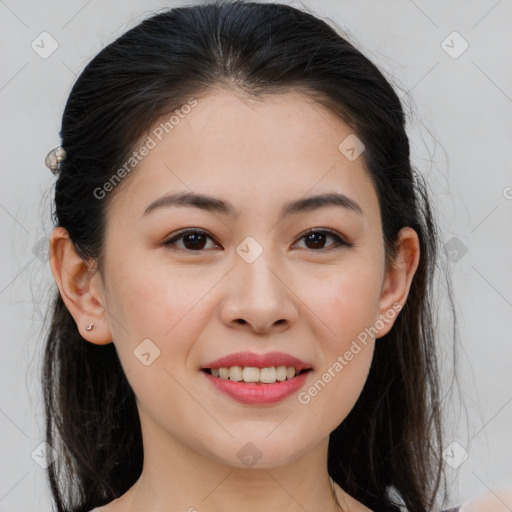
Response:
[201,366,313,385]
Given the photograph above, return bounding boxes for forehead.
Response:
[108,88,380,227]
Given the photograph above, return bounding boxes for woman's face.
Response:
[93,89,413,469]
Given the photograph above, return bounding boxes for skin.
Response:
[50,88,421,512]
[460,487,512,511]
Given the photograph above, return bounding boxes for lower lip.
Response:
[201,370,312,405]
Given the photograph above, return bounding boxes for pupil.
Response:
[184,233,206,250]
[306,232,325,249]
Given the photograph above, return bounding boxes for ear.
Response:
[49,227,112,344]
[374,227,421,339]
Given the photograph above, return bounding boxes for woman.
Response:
[42,1,481,510]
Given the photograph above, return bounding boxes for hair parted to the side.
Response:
[43,2,458,511]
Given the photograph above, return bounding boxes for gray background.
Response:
[0,0,511,510]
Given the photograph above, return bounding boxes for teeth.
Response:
[259,367,276,384]
[209,366,302,384]
[229,366,243,381]
[242,366,260,383]
[276,366,287,381]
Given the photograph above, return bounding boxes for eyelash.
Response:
[162,228,353,252]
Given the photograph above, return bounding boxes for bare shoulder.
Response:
[460,486,512,512]
[87,503,117,512]
[87,483,136,511]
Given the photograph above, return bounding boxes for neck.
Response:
[111,414,355,512]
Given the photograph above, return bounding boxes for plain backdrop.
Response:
[0,0,511,510]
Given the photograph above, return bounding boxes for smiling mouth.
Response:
[201,366,312,385]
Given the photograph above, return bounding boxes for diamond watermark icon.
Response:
[31,441,58,468]
[442,441,469,469]
[31,31,59,59]
[236,442,263,467]
[134,338,161,366]
[32,236,49,263]
[441,31,469,59]
[236,236,263,263]
[338,134,365,161]
[444,236,468,263]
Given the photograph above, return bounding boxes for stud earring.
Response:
[85,323,94,331]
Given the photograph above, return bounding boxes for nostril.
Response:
[236,319,247,324]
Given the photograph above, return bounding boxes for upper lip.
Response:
[202,351,313,371]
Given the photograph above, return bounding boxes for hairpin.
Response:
[45,146,66,174]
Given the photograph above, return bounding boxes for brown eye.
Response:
[163,228,351,253]
[163,229,220,251]
[294,229,351,251]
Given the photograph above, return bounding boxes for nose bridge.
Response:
[233,234,284,298]
[219,233,298,331]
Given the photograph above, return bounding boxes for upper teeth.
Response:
[210,366,300,383]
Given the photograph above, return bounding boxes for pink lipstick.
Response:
[201,351,313,405]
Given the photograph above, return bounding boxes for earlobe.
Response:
[49,227,112,345]
[375,227,421,338]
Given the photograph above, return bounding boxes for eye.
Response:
[293,229,352,251]
[163,228,352,253]
[163,229,220,251]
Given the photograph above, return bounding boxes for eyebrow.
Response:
[143,191,363,217]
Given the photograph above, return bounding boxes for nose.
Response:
[219,249,299,334]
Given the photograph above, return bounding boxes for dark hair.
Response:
[43,1,458,511]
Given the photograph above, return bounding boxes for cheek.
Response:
[293,264,379,421]
[298,262,382,344]
[105,260,220,366]
[109,257,192,326]
[103,262,216,418]
[301,344,375,436]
